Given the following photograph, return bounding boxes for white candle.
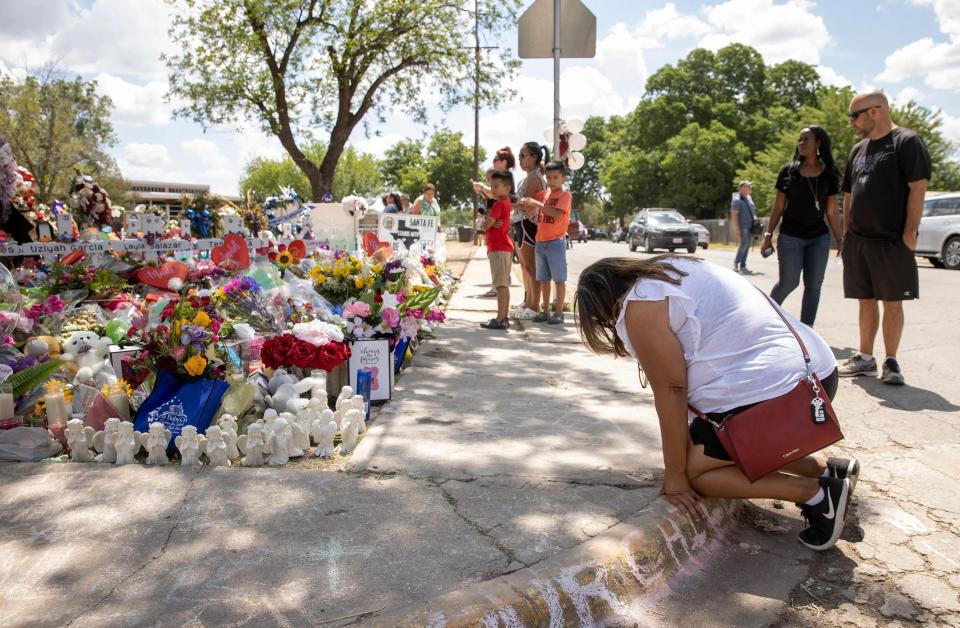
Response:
[44,392,69,425]
[108,393,130,421]
[0,392,14,420]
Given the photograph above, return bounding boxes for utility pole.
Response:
[474,0,481,220]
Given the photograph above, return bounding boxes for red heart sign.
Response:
[363,232,392,256]
[212,233,250,270]
[137,261,188,290]
[286,239,307,259]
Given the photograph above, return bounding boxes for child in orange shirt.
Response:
[519,161,571,324]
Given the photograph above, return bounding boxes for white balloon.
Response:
[567,133,587,151]
[544,127,554,143]
[565,118,585,134]
[566,151,585,170]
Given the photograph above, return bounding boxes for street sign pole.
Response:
[553,0,561,161]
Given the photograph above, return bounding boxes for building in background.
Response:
[127,180,242,219]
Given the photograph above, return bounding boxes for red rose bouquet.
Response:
[260,333,351,373]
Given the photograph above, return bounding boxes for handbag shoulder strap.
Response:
[689,287,812,420]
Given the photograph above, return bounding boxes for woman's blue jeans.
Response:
[734,229,752,268]
[770,232,832,326]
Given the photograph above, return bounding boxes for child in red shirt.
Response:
[480,170,515,330]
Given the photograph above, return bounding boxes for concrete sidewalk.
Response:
[0,245,747,628]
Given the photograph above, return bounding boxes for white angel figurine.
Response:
[288,411,312,453]
[237,423,266,467]
[217,414,241,459]
[65,418,96,462]
[311,418,337,458]
[145,422,172,465]
[339,409,361,454]
[175,425,204,467]
[266,417,292,465]
[204,426,231,467]
[92,417,122,463]
[350,395,368,433]
[114,421,142,465]
[336,386,354,412]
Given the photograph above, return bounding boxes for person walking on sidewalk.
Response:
[479,170,515,330]
[762,126,844,326]
[575,256,859,551]
[838,90,931,385]
[520,161,571,325]
[731,181,757,274]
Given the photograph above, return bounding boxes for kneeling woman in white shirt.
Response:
[575,255,858,551]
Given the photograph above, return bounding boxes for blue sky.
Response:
[2,0,958,197]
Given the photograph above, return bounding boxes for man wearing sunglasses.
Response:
[839,91,931,386]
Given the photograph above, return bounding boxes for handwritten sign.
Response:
[348,339,393,401]
[221,215,246,236]
[378,214,438,251]
[124,212,143,236]
[142,214,165,236]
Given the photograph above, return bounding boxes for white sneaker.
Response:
[515,307,538,320]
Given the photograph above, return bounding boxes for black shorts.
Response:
[842,233,919,301]
[690,368,839,461]
[518,219,537,248]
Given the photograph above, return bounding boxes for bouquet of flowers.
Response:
[260,319,351,372]
[307,252,380,304]
[211,276,283,334]
[341,285,445,341]
[129,295,227,380]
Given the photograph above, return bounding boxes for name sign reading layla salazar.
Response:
[378,214,438,251]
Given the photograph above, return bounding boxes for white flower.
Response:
[380,290,399,310]
[292,319,344,346]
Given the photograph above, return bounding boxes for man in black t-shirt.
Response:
[839,91,931,386]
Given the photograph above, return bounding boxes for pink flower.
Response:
[400,316,419,339]
[343,301,371,319]
[426,309,446,323]
[169,345,187,361]
[381,307,400,328]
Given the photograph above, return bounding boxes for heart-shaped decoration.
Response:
[212,233,250,270]
[286,239,307,259]
[137,262,188,290]
[363,232,392,256]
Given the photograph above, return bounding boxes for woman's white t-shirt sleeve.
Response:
[615,281,701,361]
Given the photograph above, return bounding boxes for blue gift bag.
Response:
[134,371,229,448]
[394,337,410,374]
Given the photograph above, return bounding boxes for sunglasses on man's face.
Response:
[848,105,879,121]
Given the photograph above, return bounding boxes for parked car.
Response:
[567,219,587,243]
[588,227,609,240]
[628,209,698,253]
[917,192,960,269]
[689,222,710,249]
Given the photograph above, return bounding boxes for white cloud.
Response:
[937,109,960,147]
[122,143,170,168]
[816,65,852,88]
[351,133,408,157]
[697,0,831,65]
[894,86,924,105]
[878,1,960,90]
[182,139,238,194]
[637,3,711,43]
[94,73,174,126]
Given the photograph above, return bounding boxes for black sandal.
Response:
[480,318,509,330]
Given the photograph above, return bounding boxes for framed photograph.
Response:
[348,339,393,401]
[109,345,142,384]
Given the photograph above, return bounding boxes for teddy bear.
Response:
[60,330,116,388]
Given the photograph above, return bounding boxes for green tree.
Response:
[240,142,382,202]
[661,121,750,218]
[425,129,483,210]
[380,139,425,190]
[164,0,521,201]
[0,70,117,203]
[768,60,823,111]
[892,100,960,191]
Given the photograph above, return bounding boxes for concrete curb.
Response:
[366,498,742,626]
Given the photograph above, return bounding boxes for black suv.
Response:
[628,209,698,253]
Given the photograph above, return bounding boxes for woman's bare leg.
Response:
[519,244,539,310]
[781,456,827,478]
[686,442,820,503]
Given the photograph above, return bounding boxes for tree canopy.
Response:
[240,143,382,202]
[165,0,521,201]
[0,70,117,204]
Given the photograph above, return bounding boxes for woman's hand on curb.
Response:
[661,471,703,521]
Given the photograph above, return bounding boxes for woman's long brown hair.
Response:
[574,255,698,357]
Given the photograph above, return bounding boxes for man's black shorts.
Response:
[841,233,919,301]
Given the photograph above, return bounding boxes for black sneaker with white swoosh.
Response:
[826,457,860,490]
[798,476,851,551]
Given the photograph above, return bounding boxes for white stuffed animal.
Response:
[60,330,117,388]
[92,417,121,463]
[237,423,266,467]
[266,417,292,466]
[114,422,142,464]
[65,418,96,462]
[311,418,337,458]
[175,425,204,467]
[217,414,240,459]
[204,426,231,467]
[145,422,172,465]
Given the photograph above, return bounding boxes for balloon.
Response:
[566,151,585,170]
[543,127,554,143]
[567,132,587,151]
[565,118,585,133]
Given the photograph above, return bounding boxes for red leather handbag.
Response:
[689,292,844,483]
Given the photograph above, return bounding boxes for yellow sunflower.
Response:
[276,251,296,270]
